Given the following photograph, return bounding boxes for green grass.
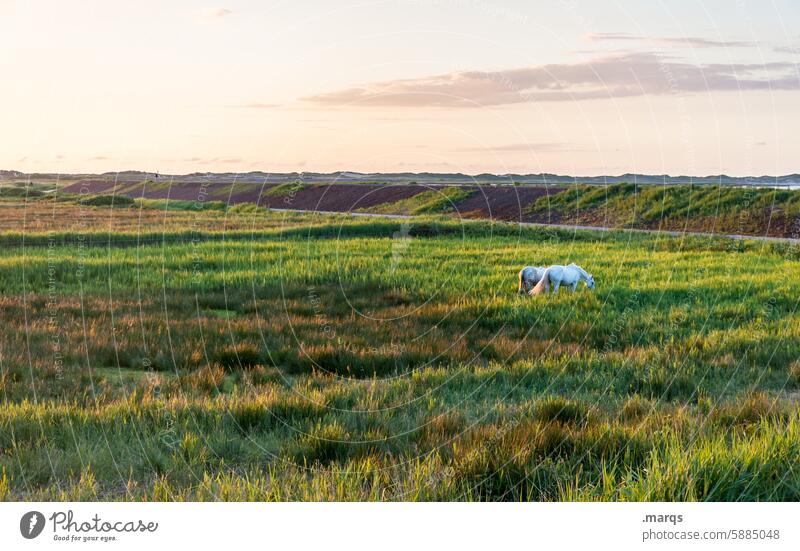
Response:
[528,183,800,235]
[0,208,798,501]
[134,198,229,211]
[360,187,474,215]
[79,194,136,207]
[263,181,309,197]
[0,186,47,199]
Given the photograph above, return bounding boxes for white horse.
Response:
[517,266,547,294]
[530,263,594,295]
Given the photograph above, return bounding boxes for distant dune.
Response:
[3,169,800,186]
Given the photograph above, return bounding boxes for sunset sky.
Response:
[2,0,799,176]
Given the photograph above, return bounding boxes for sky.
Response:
[1,0,799,176]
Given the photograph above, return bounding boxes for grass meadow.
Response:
[1,197,799,501]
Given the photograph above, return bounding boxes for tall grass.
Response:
[0,207,798,501]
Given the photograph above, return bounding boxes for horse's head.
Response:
[586,273,595,289]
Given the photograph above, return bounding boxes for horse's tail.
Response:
[517,269,524,293]
[530,268,549,295]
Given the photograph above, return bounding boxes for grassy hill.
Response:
[527,184,800,237]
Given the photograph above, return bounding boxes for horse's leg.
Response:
[552,280,561,294]
[571,282,577,292]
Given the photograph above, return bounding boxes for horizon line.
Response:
[2,168,800,180]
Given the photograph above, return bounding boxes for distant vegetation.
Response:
[262,181,306,197]
[360,187,474,215]
[78,194,136,207]
[0,185,48,199]
[0,203,798,500]
[528,184,800,236]
[134,198,228,211]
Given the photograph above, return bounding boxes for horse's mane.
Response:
[570,263,589,278]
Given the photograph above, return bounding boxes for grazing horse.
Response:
[518,266,546,294]
[530,263,595,296]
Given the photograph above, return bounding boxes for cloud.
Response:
[394,161,452,168]
[302,52,800,108]
[197,7,232,20]
[182,157,242,164]
[773,44,799,54]
[229,102,281,109]
[585,32,756,49]
[456,142,579,152]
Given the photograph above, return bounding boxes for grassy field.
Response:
[1,198,799,501]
